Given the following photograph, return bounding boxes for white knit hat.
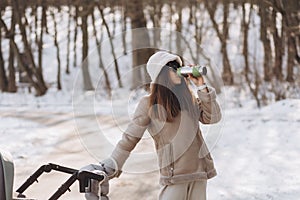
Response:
[146,51,182,82]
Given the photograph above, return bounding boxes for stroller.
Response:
[0,150,106,200]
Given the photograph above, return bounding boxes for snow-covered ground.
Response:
[209,99,300,200]
[1,88,300,200]
[1,5,299,200]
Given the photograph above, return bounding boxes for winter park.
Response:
[0,0,300,200]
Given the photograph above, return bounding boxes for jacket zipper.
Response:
[169,143,174,177]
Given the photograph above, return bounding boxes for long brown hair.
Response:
[148,62,198,122]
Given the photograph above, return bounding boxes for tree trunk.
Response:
[221,0,233,85]
[281,0,299,82]
[286,36,296,82]
[38,0,46,85]
[175,5,183,56]
[127,0,153,89]
[259,3,273,81]
[8,8,16,92]
[12,0,47,95]
[98,5,122,88]
[272,8,283,81]
[34,5,39,45]
[193,1,203,63]
[242,3,261,107]
[91,8,111,94]
[204,0,234,85]
[168,3,173,51]
[0,25,8,91]
[111,7,116,37]
[121,3,127,55]
[80,5,94,91]
[73,5,79,67]
[51,8,62,90]
[66,4,71,74]
[0,18,44,95]
[188,2,194,26]
[149,0,162,47]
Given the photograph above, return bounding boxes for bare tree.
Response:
[73,5,79,68]
[98,5,123,88]
[11,0,47,95]
[271,5,283,81]
[204,0,234,85]
[174,4,183,55]
[91,7,111,94]
[33,5,39,45]
[279,0,300,82]
[0,18,45,95]
[242,3,261,107]
[7,6,16,92]
[0,22,8,91]
[127,0,153,89]
[79,3,94,90]
[0,0,298,103]
[149,0,162,47]
[37,0,47,88]
[259,2,273,81]
[50,8,62,90]
[111,7,117,37]
[121,2,128,55]
[66,3,72,74]
[191,1,206,62]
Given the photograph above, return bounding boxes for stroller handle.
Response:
[16,163,105,200]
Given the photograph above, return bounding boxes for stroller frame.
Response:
[15,163,105,200]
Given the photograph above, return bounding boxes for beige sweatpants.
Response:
[158,180,207,200]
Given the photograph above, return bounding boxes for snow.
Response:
[208,99,300,200]
[1,5,300,200]
[1,87,300,199]
[0,117,56,163]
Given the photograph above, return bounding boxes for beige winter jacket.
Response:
[111,87,222,185]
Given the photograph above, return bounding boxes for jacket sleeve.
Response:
[197,87,222,124]
[110,96,150,171]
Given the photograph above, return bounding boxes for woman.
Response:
[84,51,222,200]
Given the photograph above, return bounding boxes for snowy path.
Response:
[1,109,159,200]
[1,99,300,200]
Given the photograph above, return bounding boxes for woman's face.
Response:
[169,68,182,85]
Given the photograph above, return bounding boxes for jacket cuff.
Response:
[110,147,130,176]
[197,86,217,102]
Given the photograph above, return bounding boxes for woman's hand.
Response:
[185,64,205,86]
[186,65,208,93]
[187,73,205,87]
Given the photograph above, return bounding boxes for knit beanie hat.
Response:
[146,51,183,82]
